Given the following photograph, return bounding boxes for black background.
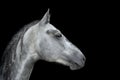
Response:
[0,1,116,80]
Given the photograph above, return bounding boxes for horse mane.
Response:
[0,20,39,77]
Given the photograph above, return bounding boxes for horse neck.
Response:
[12,25,40,80]
[2,24,40,80]
[15,39,38,80]
[14,57,34,80]
[12,27,40,80]
[3,40,36,80]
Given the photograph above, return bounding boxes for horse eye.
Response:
[55,33,62,38]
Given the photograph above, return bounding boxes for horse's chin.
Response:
[70,65,82,70]
[69,63,85,70]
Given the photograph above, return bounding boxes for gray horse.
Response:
[0,9,86,80]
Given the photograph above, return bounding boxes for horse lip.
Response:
[69,62,85,70]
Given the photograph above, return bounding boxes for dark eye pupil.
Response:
[55,33,62,38]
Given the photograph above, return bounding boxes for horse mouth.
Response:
[69,62,85,70]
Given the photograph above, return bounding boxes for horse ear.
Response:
[39,9,50,25]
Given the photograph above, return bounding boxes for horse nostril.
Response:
[81,56,86,64]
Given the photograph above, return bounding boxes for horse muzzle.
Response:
[68,52,86,70]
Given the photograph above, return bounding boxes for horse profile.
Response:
[0,9,86,80]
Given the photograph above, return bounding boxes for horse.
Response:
[0,9,86,80]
